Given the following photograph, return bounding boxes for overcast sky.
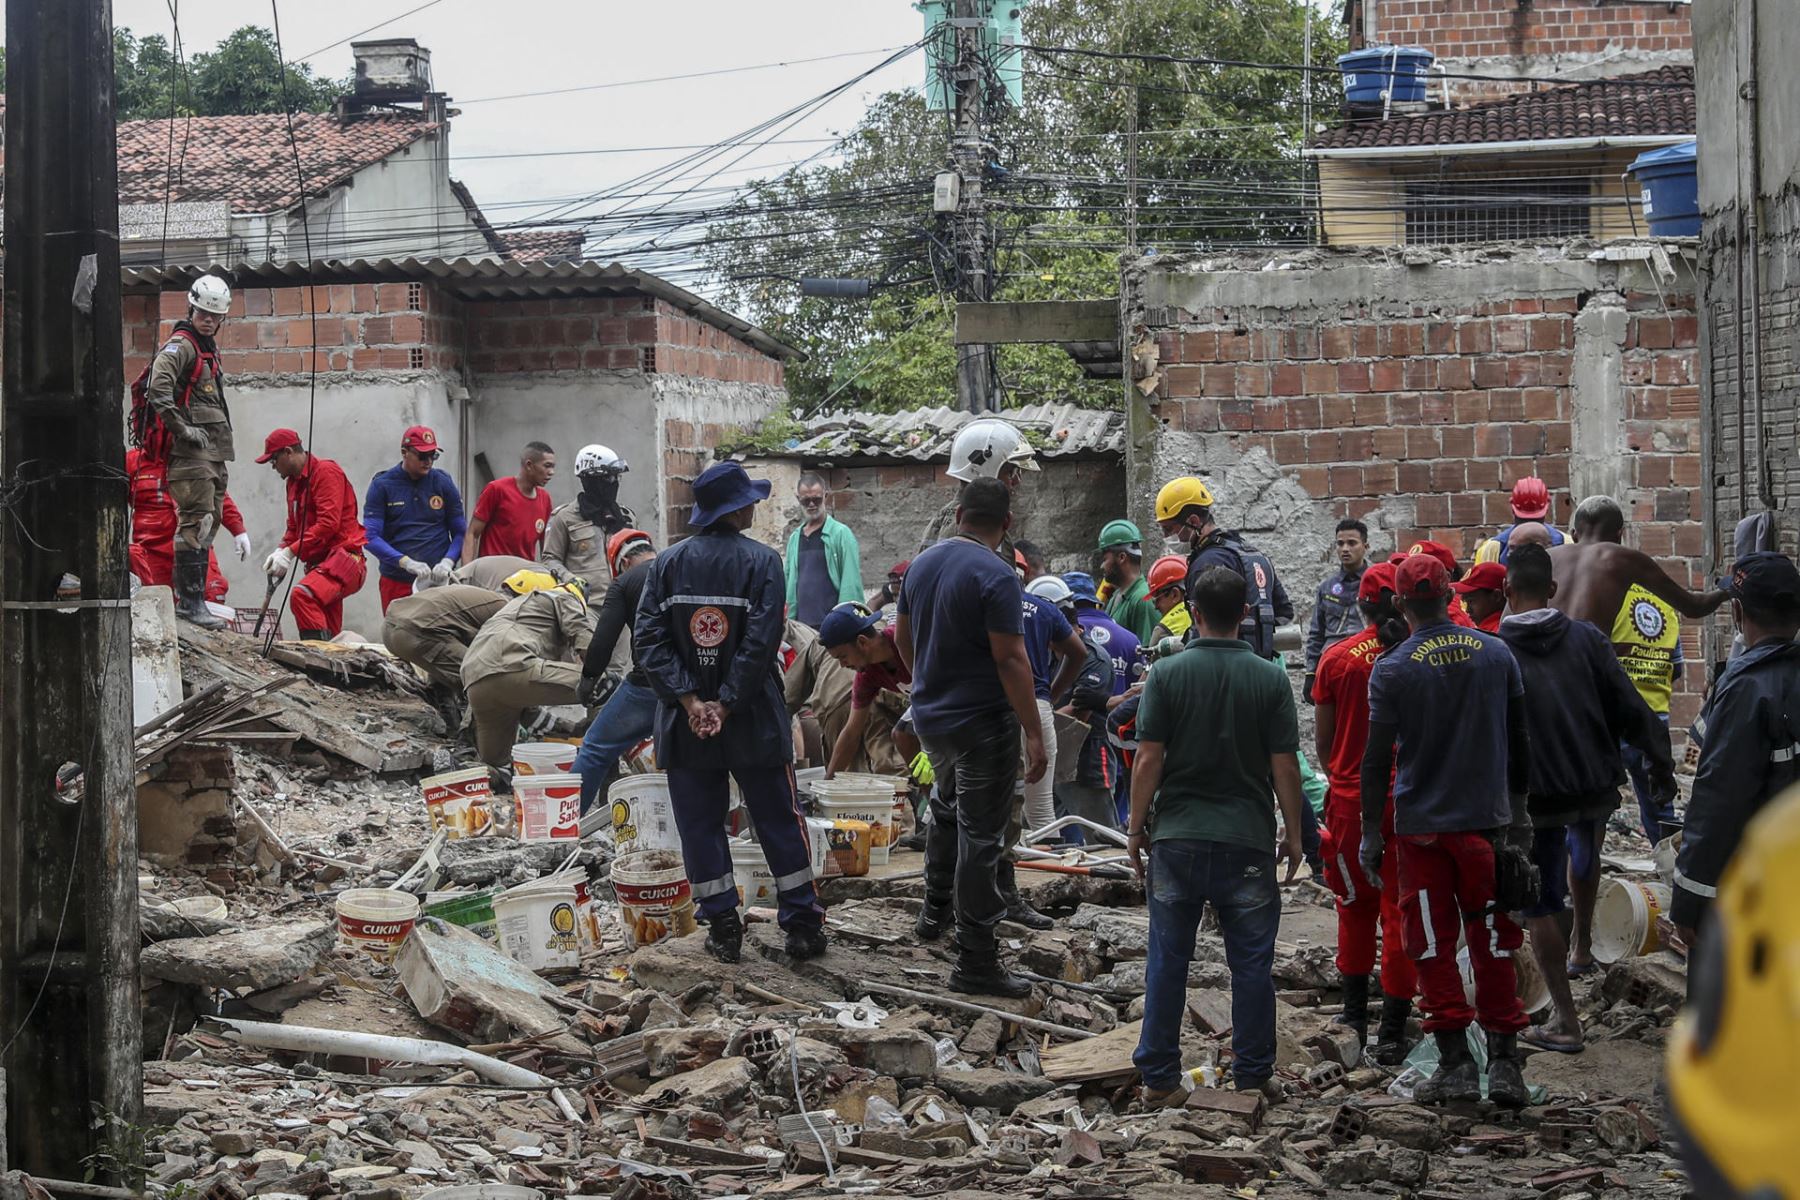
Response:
[105,0,925,240]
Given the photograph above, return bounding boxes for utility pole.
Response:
[1125,85,1139,254]
[952,0,995,414]
[1,0,141,1184]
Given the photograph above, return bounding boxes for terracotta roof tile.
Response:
[113,110,440,213]
[1310,66,1694,152]
[497,229,585,264]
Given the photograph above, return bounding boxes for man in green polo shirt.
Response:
[1099,519,1159,642]
[1127,565,1305,1105]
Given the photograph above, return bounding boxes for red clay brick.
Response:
[1179,331,1217,362]
[1466,460,1501,490]
[1287,397,1322,428]
[1328,466,1364,496]
[1271,364,1304,396]
[1236,365,1270,397]
[1440,426,1476,458]
[1416,494,1451,526]
[1406,427,1440,458]
[1306,432,1342,463]
[1430,460,1467,491]
[1370,428,1407,460]
[1303,362,1336,393]
[1162,365,1204,397]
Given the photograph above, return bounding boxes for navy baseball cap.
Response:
[1062,571,1100,605]
[687,461,772,527]
[819,602,881,650]
[1722,551,1800,607]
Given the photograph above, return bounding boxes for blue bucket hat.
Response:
[688,461,772,528]
[1061,570,1100,605]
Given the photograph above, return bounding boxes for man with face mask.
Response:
[1155,476,1293,661]
[543,444,634,605]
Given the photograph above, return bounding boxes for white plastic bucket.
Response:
[812,779,894,862]
[514,773,582,842]
[612,849,697,949]
[1592,877,1673,964]
[541,868,599,950]
[1456,943,1550,1015]
[731,840,779,909]
[609,774,684,855]
[160,895,228,923]
[493,879,582,972]
[336,889,419,961]
[513,741,578,776]
[421,767,494,839]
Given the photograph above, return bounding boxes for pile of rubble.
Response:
[113,616,1695,1200]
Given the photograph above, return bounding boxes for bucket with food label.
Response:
[612,849,697,949]
[421,767,494,838]
[336,889,420,961]
[514,773,581,842]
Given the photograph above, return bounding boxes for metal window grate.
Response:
[1403,173,1595,243]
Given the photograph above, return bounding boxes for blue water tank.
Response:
[1337,46,1435,105]
[1627,141,1699,237]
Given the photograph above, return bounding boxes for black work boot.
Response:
[297,628,328,642]
[914,900,952,941]
[1485,1030,1529,1108]
[948,929,1033,999]
[173,548,225,629]
[703,908,743,964]
[997,861,1053,930]
[1333,973,1371,1044]
[1412,1028,1480,1105]
[1369,995,1415,1066]
[785,924,828,961]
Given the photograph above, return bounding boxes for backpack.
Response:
[1193,530,1282,658]
[129,327,218,461]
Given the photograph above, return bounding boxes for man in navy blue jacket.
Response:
[364,425,466,613]
[634,462,826,964]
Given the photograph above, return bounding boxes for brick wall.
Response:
[1132,248,1707,726]
[123,283,784,387]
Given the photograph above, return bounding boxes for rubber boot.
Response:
[297,628,328,642]
[173,548,224,629]
[785,924,828,961]
[1485,1031,1529,1108]
[948,929,1033,999]
[1333,973,1371,1044]
[1412,1028,1480,1105]
[997,860,1053,930]
[1369,995,1415,1066]
[704,907,743,964]
[914,900,951,941]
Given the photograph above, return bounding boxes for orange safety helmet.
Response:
[1147,554,1188,594]
[605,528,654,576]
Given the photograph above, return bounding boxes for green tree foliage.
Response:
[700,0,1344,414]
[112,25,348,121]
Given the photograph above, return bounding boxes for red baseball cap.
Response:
[1406,540,1459,576]
[1452,561,1507,594]
[889,560,910,577]
[1396,554,1450,601]
[1387,552,1410,567]
[1357,561,1397,603]
[1510,476,1551,521]
[401,425,439,453]
[255,427,302,463]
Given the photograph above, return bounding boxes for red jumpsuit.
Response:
[1314,625,1417,1002]
[127,448,244,602]
[279,455,368,636]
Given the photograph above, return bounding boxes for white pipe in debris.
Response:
[215,1017,582,1120]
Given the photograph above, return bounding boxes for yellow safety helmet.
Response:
[559,577,587,602]
[1155,476,1215,522]
[502,569,559,596]
[1667,783,1800,1198]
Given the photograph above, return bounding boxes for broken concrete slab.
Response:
[1523,1037,1666,1101]
[141,921,333,992]
[643,1025,731,1078]
[639,1056,757,1110]
[1040,1019,1143,1083]
[393,918,584,1054]
[801,1025,938,1079]
[935,1067,1059,1113]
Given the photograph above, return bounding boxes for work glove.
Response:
[545,563,573,585]
[909,750,935,787]
[431,557,454,587]
[1358,831,1384,887]
[1302,673,1316,705]
[263,546,295,582]
[174,423,209,451]
[232,531,252,562]
[398,556,432,580]
[577,676,602,707]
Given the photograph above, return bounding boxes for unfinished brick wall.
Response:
[1133,248,1706,726]
[464,296,784,385]
[1346,0,1690,98]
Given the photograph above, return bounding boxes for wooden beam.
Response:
[954,300,1119,345]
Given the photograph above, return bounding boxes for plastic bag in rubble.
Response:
[934,1037,960,1066]
[863,1095,907,1132]
[822,998,889,1029]
[1387,1026,1548,1105]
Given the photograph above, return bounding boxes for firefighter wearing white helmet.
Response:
[921,418,1039,554]
[542,441,636,611]
[140,273,236,628]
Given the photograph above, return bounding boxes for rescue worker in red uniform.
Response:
[257,428,368,639]
[127,447,251,602]
[1313,561,1418,1066]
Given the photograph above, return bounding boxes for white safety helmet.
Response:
[946,418,1039,483]
[187,274,232,316]
[1025,575,1072,605]
[575,443,628,476]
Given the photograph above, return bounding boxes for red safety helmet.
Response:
[605,528,654,576]
[1147,554,1188,594]
[1510,476,1551,521]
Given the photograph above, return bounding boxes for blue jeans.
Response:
[1622,715,1677,842]
[1134,839,1281,1089]
[573,678,657,813]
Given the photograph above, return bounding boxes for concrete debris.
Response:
[121,619,1693,1200]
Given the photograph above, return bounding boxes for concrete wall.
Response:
[1125,242,1708,724]
[656,376,789,545]
[743,457,1128,592]
[467,369,659,518]
[1696,0,1800,622]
